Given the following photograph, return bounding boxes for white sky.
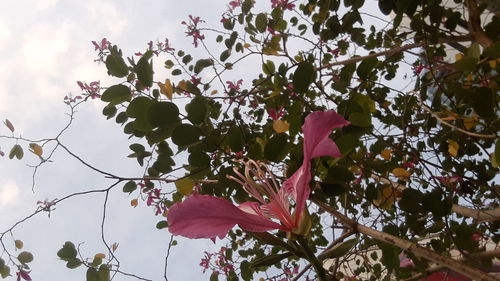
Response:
[0,1,236,280]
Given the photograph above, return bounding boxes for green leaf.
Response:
[188,151,210,167]
[356,56,378,79]
[98,264,110,281]
[348,112,371,127]
[17,251,33,264]
[105,52,128,78]
[156,221,168,229]
[171,124,201,146]
[57,242,78,260]
[335,134,358,155]
[292,62,315,94]
[264,133,290,162]
[262,60,275,76]
[319,239,357,259]
[194,59,214,74]
[483,40,500,58]
[175,177,196,196]
[0,264,10,278]
[86,268,99,281]
[122,181,137,193]
[186,96,207,125]
[398,188,424,214]
[8,144,23,160]
[220,49,231,62]
[210,271,219,281]
[135,51,154,87]
[240,261,253,281]
[467,43,481,59]
[255,13,267,33]
[250,252,293,268]
[66,258,82,269]
[228,126,244,152]
[473,88,494,118]
[495,139,500,165]
[101,84,132,105]
[453,57,478,71]
[422,190,452,218]
[147,102,180,128]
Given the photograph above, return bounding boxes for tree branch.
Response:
[312,199,497,281]
[319,35,473,70]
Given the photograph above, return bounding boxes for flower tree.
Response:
[1,0,499,280]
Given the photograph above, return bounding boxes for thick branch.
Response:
[312,199,497,281]
[466,0,493,47]
[404,250,500,281]
[452,204,500,222]
[319,35,473,70]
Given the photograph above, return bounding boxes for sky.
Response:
[0,1,239,280]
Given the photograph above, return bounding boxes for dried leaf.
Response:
[488,59,497,68]
[29,143,43,157]
[111,243,119,253]
[175,178,196,196]
[374,185,402,210]
[380,149,392,160]
[272,120,289,133]
[130,199,138,208]
[4,119,14,133]
[94,253,106,259]
[463,116,478,130]
[15,240,23,250]
[158,79,173,100]
[448,140,459,157]
[392,168,410,181]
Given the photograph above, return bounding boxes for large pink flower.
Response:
[167,111,350,239]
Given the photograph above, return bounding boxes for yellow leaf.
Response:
[392,168,411,181]
[94,253,106,259]
[373,185,402,210]
[158,79,173,100]
[455,53,463,61]
[488,59,497,68]
[15,240,23,249]
[130,199,138,208]
[380,149,392,160]
[448,140,459,157]
[466,73,474,82]
[243,43,251,48]
[273,120,290,133]
[463,116,478,130]
[177,80,187,92]
[175,178,196,196]
[29,143,43,156]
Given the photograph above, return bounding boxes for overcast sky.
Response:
[0,1,241,280]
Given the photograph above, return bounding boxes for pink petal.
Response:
[286,111,349,226]
[168,195,283,239]
[302,110,350,159]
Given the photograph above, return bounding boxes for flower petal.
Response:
[168,195,283,239]
[302,110,350,159]
[286,111,349,226]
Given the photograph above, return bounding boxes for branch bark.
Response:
[312,199,497,281]
[466,0,493,47]
[318,35,473,70]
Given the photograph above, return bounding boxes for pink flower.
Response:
[182,15,205,47]
[228,0,240,10]
[269,107,285,120]
[16,270,31,281]
[167,111,350,239]
[92,38,110,51]
[271,0,295,10]
[226,79,243,91]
